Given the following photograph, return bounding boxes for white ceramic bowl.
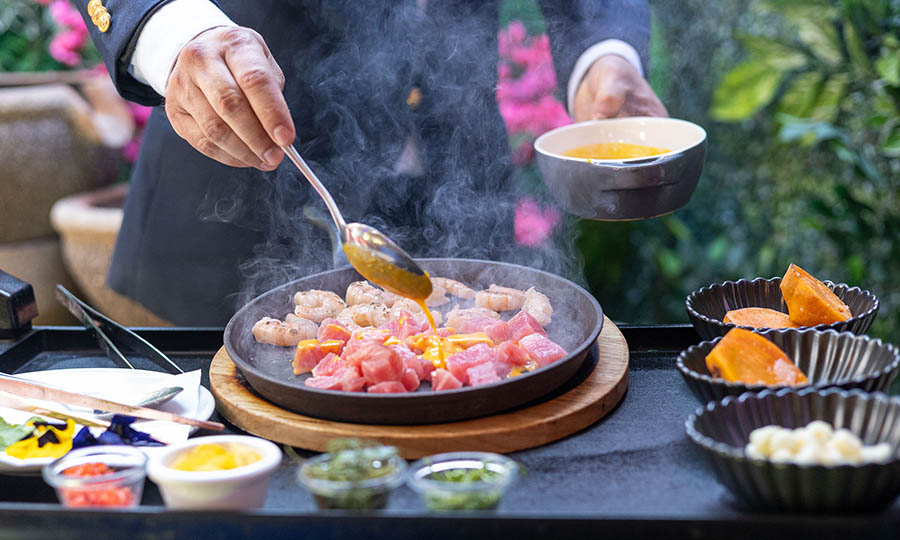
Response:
[534,117,707,220]
[147,435,282,510]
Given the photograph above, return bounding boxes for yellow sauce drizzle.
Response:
[342,244,433,300]
[563,142,669,160]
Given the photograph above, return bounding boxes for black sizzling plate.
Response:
[223,258,603,425]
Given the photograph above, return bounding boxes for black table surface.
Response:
[0,325,898,540]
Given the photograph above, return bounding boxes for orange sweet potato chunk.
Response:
[780,264,852,326]
[723,307,797,329]
[705,328,808,386]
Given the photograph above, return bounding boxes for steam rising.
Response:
[203,2,584,309]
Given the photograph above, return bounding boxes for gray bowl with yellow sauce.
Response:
[534,117,707,221]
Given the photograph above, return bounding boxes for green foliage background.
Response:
[504,0,900,341]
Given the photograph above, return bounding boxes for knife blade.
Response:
[0,374,223,431]
[0,391,110,428]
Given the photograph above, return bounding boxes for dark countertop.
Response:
[0,326,898,540]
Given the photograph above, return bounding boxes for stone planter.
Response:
[51,184,170,326]
[0,71,135,324]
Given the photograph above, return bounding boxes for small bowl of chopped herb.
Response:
[297,438,407,510]
[407,452,520,511]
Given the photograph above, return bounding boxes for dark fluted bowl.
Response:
[678,327,900,404]
[685,277,879,341]
[686,388,900,512]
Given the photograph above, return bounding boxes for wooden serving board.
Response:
[209,316,629,458]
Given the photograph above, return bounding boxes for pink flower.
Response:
[514,197,560,247]
[49,0,86,31]
[34,0,54,5]
[511,140,535,166]
[128,103,152,127]
[48,31,82,66]
[122,135,142,163]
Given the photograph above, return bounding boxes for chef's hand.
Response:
[572,54,667,121]
[165,26,294,171]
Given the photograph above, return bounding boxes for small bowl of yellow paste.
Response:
[147,435,281,509]
[534,117,707,221]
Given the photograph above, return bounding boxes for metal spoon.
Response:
[282,144,432,299]
[94,386,183,418]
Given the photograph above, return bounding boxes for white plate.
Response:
[0,368,215,474]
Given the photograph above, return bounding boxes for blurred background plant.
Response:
[0,0,150,172]
[2,0,896,339]
[502,0,899,341]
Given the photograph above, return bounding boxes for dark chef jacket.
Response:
[71,0,650,325]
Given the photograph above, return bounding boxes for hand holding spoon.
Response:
[281,145,433,300]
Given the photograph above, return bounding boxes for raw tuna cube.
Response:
[293,339,343,375]
[390,344,424,380]
[311,352,343,377]
[466,362,501,387]
[446,343,495,384]
[317,319,352,344]
[519,333,567,367]
[390,310,431,339]
[359,342,405,385]
[431,369,463,391]
[508,311,547,342]
[304,375,342,390]
[342,334,390,368]
[420,358,436,382]
[334,366,367,392]
[401,368,421,391]
[497,341,529,367]
[436,327,456,338]
[367,381,407,393]
[483,320,511,344]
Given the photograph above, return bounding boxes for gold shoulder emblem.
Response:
[87,0,110,33]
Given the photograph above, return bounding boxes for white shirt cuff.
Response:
[130,0,236,98]
[566,39,644,118]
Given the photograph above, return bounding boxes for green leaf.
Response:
[842,17,871,74]
[809,73,849,121]
[883,122,900,156]
[0,417,34,451]
[711,60,783,121]
[875,50,900,86]
[656,248,683,280]
[707,237,729,264]
[777,71,825,118]
[735,34,807,70]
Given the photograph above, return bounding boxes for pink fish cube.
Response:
[466,362,501,387]
[508,311,547,342]
[431,368,463,391]
[519,333,567,367]
[367,381,407,393]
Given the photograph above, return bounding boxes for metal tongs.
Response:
[55,285,183,375]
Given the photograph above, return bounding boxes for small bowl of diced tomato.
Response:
[43,446,148,508]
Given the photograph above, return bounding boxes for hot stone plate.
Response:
[223,259,602,424]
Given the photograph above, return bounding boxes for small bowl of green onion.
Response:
[297,439,406,510]
[407,452,520,511]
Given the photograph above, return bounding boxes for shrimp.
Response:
[425,282,449,307]
[345,281,400,307]
[293,290,345,323]
[336,303,390,328]
[475,284,525,312]
[252,316,318,347]
[430,277,475,300]
[521,287,553,326]
[445,305,500,329]
[390,298,443,326]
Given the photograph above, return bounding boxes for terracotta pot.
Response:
[51,184,171,326]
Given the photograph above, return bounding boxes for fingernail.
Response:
[263,148,281,167]
[273,125,292,146]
